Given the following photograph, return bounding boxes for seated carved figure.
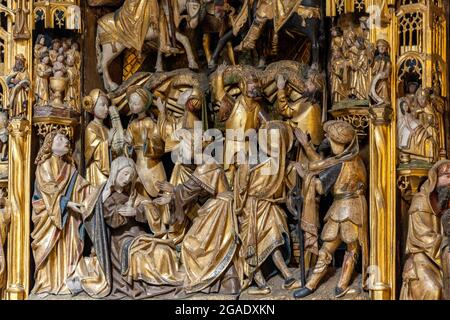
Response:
[155,159,241,295]
[400,160,450,300]
[82,156,184,299]
[397,98,438,163]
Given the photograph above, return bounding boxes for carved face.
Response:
[116,166,135,188]
[129,92,146,114]
[38,36,45,46]
[245,80,261,98]
[187,0,201,28]
[42,56,50,65]
[377,43,387,54]
[437,163,450,188]
[94,96,109,120]
[66,55,75,67]
[52,42,61,51]
[14,59,24,71]
[325,133,345,155]
[52,133,70,156]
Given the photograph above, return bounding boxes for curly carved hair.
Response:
[35,129,73,165]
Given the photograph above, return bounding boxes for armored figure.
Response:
[293,120,368,298]
[213,64,268,183]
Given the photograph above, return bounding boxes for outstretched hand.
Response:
[156,97,166,114]
[156,180,175,194]
[216,62,227,75]
[294,128,310,147]
[68,201,84,214]
[154,195,172,206]
[293,162,308,179]
[276,74,287,90]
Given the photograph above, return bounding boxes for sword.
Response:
[288,140,306,287]
[165,0,178,49]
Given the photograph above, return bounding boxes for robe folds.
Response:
[400,160,450,300]
[234,131,290,283]
[85,121,110,187]
[31,155,90,295]
[82,179,183,299]
[0,208,9,289]
[175,162,241,294]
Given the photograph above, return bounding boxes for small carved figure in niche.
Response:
[6,54,30,118]
[397,91,438,164]
[349,39,370,100]
[31,130,90,296]
[0,112,8,161]
[49,55,68,109]
[68,42,81,70]
[343,28,360,99]
[34,34,48,74]
[369,39,391,106]
[61,40,71,55]
[235,121,301,295]
[330,27,344,56]
[0,188,10,290]
[400,160,450,300]
[293,120,368,298]
[53,55,66,78]
[49,39,62,64]
[83,89,112,187]
[330,49,347,103]
[65,54,81,112]
[34,52,52,107]
[415,87,443,153]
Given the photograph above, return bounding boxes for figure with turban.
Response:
[293,120,368,299]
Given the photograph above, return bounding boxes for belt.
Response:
[334,191,365,201]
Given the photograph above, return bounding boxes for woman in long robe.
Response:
[83,89,111,187]
[82,156,183,299]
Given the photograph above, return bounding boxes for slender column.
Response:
[5,0,33,300]
[366,0,397,300]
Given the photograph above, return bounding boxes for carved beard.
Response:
[246,87,261,99]
[436,185,450,211]
[442,209,450,238]
[14,61,24,72]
